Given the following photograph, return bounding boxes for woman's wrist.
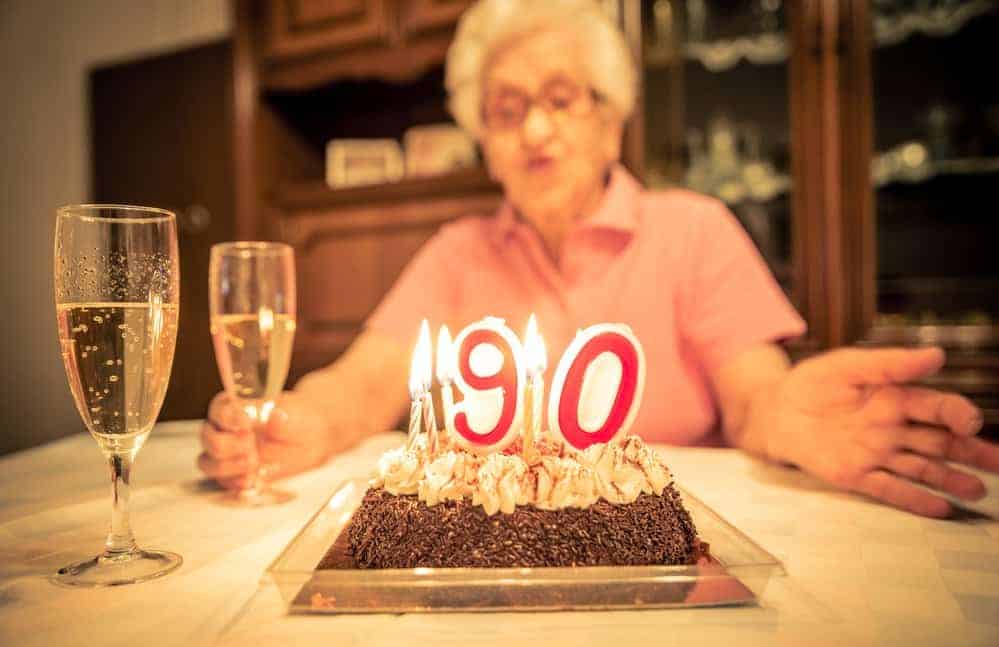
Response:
[293,367,381,452]
[292,369,340,433]
[737,376,794,465]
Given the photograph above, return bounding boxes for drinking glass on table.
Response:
[209,242,297,506]
[53,204,182,587]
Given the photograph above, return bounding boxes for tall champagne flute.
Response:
[209,242,297,506]
[53,204,182,587]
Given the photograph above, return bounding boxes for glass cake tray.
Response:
[266,478,783,614]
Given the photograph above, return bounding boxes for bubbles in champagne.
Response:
[58,302,178,438]
[211,313,296,402]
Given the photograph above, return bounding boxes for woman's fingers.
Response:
[206,392,251,432]
[883,452,985,501]
[854,470,952,518]
[901,387,983,436]
[197,451,255,480]
[804,346,945,387]
[200,422,253,459]
[218,475,254,491]
[948,435,999,473]
[900,427,999,472]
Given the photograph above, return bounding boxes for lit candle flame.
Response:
[409,319,433,399]
[523,314,547,377]
[258,305,275,334]
[436,325,454,385]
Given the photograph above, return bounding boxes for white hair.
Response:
[445,0,637,138]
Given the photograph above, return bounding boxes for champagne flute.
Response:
[209,242,297,506]
[53,204,182,587]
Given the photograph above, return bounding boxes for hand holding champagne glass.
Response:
[54,204,182,587]
[209,242,297,505]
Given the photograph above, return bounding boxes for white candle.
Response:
[522,314,547,461]
[422,388,437,456]
[406,319,433,451]
[436,325,457,444]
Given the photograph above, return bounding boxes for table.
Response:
[1,421,997,647]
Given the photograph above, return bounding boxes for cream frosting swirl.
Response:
[371,433,673,515]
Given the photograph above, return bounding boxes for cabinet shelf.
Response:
[644,33,787,72]
[644,0,997,73]
[873,0,998,48]
[648,169,791,207]
[649,150,999,204]
[873,143,999,188]
[271,167,500,211]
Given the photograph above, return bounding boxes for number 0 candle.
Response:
[547,324,646,451]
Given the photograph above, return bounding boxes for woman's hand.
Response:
[767,346,995,517]
[197,391,342,490]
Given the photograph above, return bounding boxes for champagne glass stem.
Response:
[243,400,273,495]
[105,452,138,557]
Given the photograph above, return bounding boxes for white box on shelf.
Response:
[326,139,405,189]
[403,124,478,178]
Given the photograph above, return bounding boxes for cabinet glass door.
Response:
[639,0,796,298]
[868,0,999,346]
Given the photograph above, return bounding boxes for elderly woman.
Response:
[199,0,995,517]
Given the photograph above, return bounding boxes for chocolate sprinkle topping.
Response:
[328,483,701,570]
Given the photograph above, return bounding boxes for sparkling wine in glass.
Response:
[53,204,182,587]
[209,242,297,506]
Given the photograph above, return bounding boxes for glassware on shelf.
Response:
[924,103,961,160]
[755,0,783,33]
[667,0,996,71]
[645,0,677,65]
[643,0,789,71]
[686,0,709,43]
[873,0,999,48]
[684,32,788,71]
[680,116,790,206]
[872,141,934,186]
[653,0,674,49]
[52,204,182,587]
[872,140,999,187]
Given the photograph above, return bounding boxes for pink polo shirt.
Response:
[366,165,805,446]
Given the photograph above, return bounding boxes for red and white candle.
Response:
[547,324,646,451]
[446,317,524,454]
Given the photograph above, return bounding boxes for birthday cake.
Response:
[318,318,703,570]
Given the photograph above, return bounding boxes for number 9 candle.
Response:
[447,317,524,454]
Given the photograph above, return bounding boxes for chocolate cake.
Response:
[320,434,704,570]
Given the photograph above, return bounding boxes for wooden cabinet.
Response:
[620,0,999,430]
[401,0,474,36]
[279,185,500,377]
[254,0,471,88]
[263,0,392,60]
[236,1,499,379]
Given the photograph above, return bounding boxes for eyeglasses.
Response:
[482,77,600,131]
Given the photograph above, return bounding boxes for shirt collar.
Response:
[491,164,641,242]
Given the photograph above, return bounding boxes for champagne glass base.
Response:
[216,486,296,507]
[52,549,182,588]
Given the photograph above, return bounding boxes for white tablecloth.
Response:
[1,421,997,646]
